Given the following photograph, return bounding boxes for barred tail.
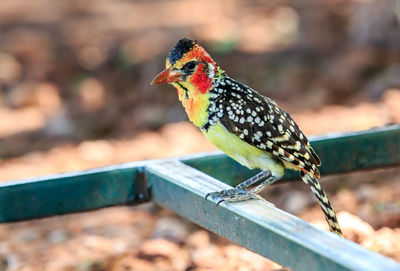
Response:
[300,172,343,237]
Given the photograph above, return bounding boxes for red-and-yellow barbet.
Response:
[151,38,343,237]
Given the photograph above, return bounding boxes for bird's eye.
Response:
[183,61,198,72]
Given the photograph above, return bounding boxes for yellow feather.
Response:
[203,122,285,178]
[172,81,210,128]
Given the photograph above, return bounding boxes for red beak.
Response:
[151,68,185,85]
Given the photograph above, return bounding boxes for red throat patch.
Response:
[190,63,212,94]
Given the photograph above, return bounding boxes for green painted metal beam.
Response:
[183,124,400,186]
[0,162,150,223]
[146,160,400,271]
[1,125,400,223]
[3,125,398,223]
[1,125,400,270]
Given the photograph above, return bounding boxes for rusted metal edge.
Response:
[146,160,400,271]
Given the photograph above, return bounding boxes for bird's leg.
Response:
[206,171,279,205]
[249,175,279,194]
[235,170,272,190]
[206,170,270,199]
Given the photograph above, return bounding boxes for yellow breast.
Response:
[203,122,285,178]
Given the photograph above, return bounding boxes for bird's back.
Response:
[202,76,321,178]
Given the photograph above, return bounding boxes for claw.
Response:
[204,173,276,206]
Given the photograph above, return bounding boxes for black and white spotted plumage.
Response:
[203,76,342,236]
[203,76,321,177]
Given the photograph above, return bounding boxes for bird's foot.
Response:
[205,188,266,206]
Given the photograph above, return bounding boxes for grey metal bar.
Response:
[146,160,400,271]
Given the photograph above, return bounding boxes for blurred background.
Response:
[1,0,400,270]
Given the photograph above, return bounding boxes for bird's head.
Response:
[151,38,222,94]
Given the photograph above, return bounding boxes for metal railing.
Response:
[1,125,400,270]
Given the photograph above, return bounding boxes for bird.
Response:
[151,38,343,237]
